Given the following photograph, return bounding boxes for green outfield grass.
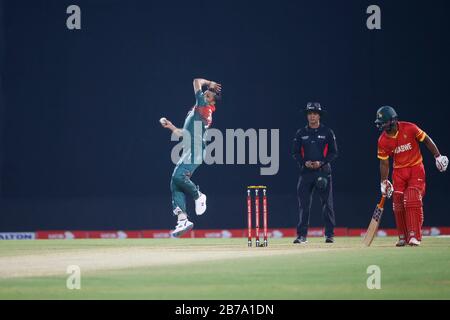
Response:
[0,237,449,300]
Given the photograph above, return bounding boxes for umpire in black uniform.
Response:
[291,102,338,244]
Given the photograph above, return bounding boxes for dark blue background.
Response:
[1,0,449,231]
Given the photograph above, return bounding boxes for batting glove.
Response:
[435,155,448,172]
[380,180,394,198]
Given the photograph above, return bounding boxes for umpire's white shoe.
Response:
[171,219,194,238]
[195,192,207,216]
[408,237,421,246]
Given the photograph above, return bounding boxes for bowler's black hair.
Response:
[208,89,222,102]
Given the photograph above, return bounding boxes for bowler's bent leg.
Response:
[171,162,201,202]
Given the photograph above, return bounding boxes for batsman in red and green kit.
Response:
[375,106,448,246]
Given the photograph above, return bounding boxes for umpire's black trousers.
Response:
[297,169,336,238]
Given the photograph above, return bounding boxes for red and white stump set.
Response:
[247,186,269,247]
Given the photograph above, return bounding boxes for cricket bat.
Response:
[362,196,386,247]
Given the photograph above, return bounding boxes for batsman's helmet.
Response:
[303,102,326,115]
[375,106,398,131]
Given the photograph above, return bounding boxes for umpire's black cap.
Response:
[303,102,326,115]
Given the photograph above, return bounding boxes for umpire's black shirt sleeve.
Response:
[291,128,305,167]
[323,128,338,165]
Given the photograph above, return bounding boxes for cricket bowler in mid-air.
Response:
[160,78,222,237]
[375,106,448,246]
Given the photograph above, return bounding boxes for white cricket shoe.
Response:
[171,219,194,238]
[408,237,421,246]
[195,192,207,216]
[395,239,407,247]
